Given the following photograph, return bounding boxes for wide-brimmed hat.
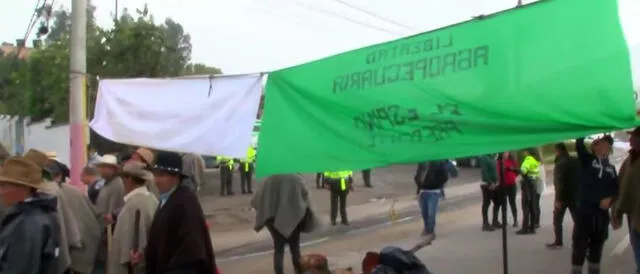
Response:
[95,154,120,168]
[121,161,154,182]
[627,127,640,136]
[150,151,186,177]
[134,148,154,165]
[23,149,52,173]
[0,157,44,189]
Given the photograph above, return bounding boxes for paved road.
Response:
[216,189,637,273]
[200,165,482,252]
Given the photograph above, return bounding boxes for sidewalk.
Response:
[198,164,481,252]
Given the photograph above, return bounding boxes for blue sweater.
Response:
[575,138,618,209]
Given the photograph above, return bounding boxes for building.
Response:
[0,39,41,60]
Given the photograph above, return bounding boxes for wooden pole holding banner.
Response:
[499,154,509,274]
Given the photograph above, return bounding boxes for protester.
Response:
[87,146,102,166]
[533,149,546,228]
[571,136,618,274]
[478,154,499,231]
[50,160,102,274]
[82,166,101,204]
[415,160,449,242]
[252,174,321,274]
[497,152,519,227]
[547,142,580,249]
[108,161,158,274]
[0,156,59,273]
[612,127,640,274]
[94,154,126,274]
[94,154,125,217]
[24,149,81,274]
[183,152,206,194]
[128,148,160,197]
[146,151,217,274]
[323,170,353,226]
[516,148,541,235]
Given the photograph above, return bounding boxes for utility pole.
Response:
[69,0,87,189]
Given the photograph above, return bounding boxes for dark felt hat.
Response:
[150,151,186,177]
[627,127,640,136]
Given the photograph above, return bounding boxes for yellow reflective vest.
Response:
[520,155,540,178]
[323,170,353,191]
[240,147,257,172]
[216,156,234,169]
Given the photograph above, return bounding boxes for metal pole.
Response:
[499,154,509,274]
[115,0,118,19]
[69,0,87,189]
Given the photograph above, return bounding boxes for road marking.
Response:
[346,216,415,235]
[217,237,330,262]
[611,234,630,256]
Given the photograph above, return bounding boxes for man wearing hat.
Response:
[47,160,102,274]
[613,126,640,274]
[0,156,59,273]
[24,148,82,274]
[145,151,217,274]
[127,147,160,197]
[94,154,125,274]
[571,135,618,274]
[108,161,158,274]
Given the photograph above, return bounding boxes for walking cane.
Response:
[106,223,113,274]
[128,210,141,274]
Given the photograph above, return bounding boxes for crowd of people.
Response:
[0,147,218,274]
[1,128,640,274]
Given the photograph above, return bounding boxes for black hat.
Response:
[150,151,186,177]
[627,127,640,136]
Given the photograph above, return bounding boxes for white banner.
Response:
[90,74,263,158]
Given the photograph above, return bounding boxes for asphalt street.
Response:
[217,188,637,273]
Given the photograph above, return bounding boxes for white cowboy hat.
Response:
[95,154,119,167]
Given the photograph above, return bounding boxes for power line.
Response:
[294,1,406,36]
[332,0,419,32]
[22,0,44,44]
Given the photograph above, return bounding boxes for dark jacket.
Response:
[575,138,618,209]
[553,154,580,204]
[0,192,59,274]
[145,185,217,274]
[478,155,497,185]
[415,161,448,191]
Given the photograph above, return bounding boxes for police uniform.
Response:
[323,170,353,225]
[216,156,235,196]
[517,154,540,234]
[238,147,256,194]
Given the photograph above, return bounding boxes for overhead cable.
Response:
[333,0,419,32]
[294,1,407,36]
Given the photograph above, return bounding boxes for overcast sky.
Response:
[1,0,534,74]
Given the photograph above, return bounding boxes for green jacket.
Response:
[478,155,497,184]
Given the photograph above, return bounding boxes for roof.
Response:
[0,43,32,60]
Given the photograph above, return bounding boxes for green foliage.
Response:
[0,4,222,123]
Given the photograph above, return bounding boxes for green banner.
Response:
[256,0,638,177]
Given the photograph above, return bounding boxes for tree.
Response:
[0,4,222,124]
[183,63,222,75]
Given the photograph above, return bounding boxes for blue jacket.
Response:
[575,138,618,209]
